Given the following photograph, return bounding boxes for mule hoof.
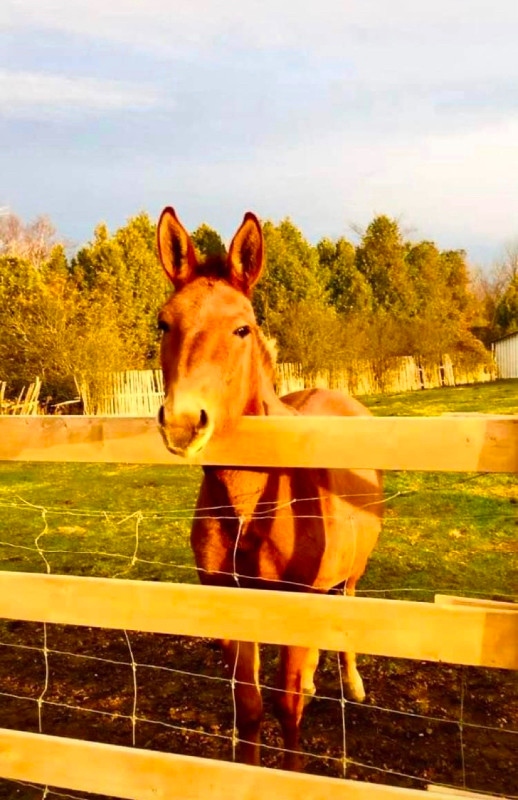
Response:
[346,673,366,703]
[302,682,316,707]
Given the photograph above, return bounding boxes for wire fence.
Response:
[0,475,517,799]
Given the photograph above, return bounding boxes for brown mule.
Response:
[157,207,383,770]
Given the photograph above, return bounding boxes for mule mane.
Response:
[256,328,277,385]
[194,255,229,281]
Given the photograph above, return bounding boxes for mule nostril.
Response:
[199,409,208,429]
[158,405,165,427]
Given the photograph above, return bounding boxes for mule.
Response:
[156,207,383,769]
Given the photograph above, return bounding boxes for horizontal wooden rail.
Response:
[0,728,483,800]
[0,573,516,669]
[0,414,517,471]
[435,594,518,611]
[427,787,502,798]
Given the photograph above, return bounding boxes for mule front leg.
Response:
[274,645,320,771]
[221,640,263,766]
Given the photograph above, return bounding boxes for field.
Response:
[0,380,517,798]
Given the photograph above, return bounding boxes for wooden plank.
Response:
[435,595,517,611]
[0,572,516,669]
[0,728,469,800]
[427,787,503,798]
[0,414,517,471]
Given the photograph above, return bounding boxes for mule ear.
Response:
[157,206,197,289]
[227,212,264,296]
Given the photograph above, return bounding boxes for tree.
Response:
[270,299,346,378]
[495,274,518,332]
[355,216,415,314]
[478,242,518,337]
[191,224,226,260]
[72,213,169,367]
[404,243,486,369]
[0,212,58,269]
[317,237,372,315]
[253,218,327,334]
[0,251,128,402]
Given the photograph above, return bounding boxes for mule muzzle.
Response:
[158,405,211,457]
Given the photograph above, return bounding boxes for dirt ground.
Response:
[0,621,516,799]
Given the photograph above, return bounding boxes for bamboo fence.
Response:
[0,377,41,415]
[77,357,496,418]
[275,356,495,396]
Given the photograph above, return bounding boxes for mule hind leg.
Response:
[340,577,365,702]
[274,645,320,771]
[221,640,263,766]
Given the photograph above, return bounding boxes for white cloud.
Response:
[3,1,518,264]
[367,118,518,244]
[0,70,161,118]
[4,0,518,77]
[150,114,518,255]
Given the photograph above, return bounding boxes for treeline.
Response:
[0,210,517,403]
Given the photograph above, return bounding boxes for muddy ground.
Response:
[0,621,516,799]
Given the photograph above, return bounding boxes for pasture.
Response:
[0,380,517,798]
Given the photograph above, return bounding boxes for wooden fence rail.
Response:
[0,414,517,471]
[0,729,462,800]
[0,572,516,669]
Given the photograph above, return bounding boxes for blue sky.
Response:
[2,0,518,266]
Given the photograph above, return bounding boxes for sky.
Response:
[2,0,518,267]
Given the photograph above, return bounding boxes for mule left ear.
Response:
[157,206,197,289]
[227,212,264,296]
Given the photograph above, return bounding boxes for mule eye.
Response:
[158,318,170,333]
[234,325,251,338]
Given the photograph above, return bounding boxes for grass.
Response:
[360,377,518,416]
[0,380,516,600]
[0,462,202,583]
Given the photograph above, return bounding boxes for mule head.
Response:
[157,207,267,457]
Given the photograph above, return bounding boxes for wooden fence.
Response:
[0,377,41,415]
[276,356,495,396]
[0,414,517,800]
[76,369,164,416]
[77,356,496,416]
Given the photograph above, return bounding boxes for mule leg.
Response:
[274,645,320,771]
[340,578,366,702]
[221,640,263,766]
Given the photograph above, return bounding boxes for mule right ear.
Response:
[157,207,197,289]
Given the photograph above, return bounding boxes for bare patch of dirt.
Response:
[0,621,516,798]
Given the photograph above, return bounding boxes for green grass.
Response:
[360,378,518,416]
[357,379,518,600]
[0,380,516,600]
[0,462,202,582]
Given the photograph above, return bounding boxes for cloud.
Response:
[0,70,161,119]
[143,113,518,254]
[4,0,518,72]
[2,0,518,266]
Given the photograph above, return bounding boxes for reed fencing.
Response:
[0,377,41,415]
[76,370,164,416]
[77,356,496,417]
[0,414,516,800]
[276,356,495,396]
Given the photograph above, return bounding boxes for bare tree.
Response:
[0,212,57,269]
